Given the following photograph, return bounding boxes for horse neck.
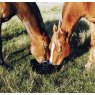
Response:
[14,3,48,40]
[61,3,84,38]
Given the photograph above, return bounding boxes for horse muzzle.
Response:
[30,59,62,74]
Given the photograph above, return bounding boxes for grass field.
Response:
[0,3,95,93]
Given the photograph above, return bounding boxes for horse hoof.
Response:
[30,59,62,74]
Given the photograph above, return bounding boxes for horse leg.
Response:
[85,47,95,69]
[85,23,95,69]
[0,36,4,65]
[0,20,4,64]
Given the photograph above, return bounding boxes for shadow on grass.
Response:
[43,19,91,74]
[2,30,27,41]
[3,19,91,74]
[30,19,91,74]
[8,46,31,63]
[65,20,90,62]
[3,20,59,74]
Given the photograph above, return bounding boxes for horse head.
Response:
[49,20,71,65]
[30,33,50,63]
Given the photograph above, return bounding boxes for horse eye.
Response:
[45,45,48,48]
[66,31,68,37]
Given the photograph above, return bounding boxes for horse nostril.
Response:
[42,61,48,64]
[42,61,52,65]
[41,61,50,71]
[41,61,51,65]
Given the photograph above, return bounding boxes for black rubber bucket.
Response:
[30,59,62,74]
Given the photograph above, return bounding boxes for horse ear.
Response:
[53,24,57,33]
[58,20,62,33]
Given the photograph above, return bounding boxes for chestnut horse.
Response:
[49,2,95,69]
[0,2,50,68]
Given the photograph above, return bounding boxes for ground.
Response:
[0,3,95,93]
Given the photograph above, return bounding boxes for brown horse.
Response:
[0,2,50,68]
[49,2,95,69]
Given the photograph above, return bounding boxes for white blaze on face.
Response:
[50,42,55,63]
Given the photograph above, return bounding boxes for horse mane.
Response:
[27,2,47,34]
[62,3,70,19]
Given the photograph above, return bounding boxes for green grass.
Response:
[0,3,95,93]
